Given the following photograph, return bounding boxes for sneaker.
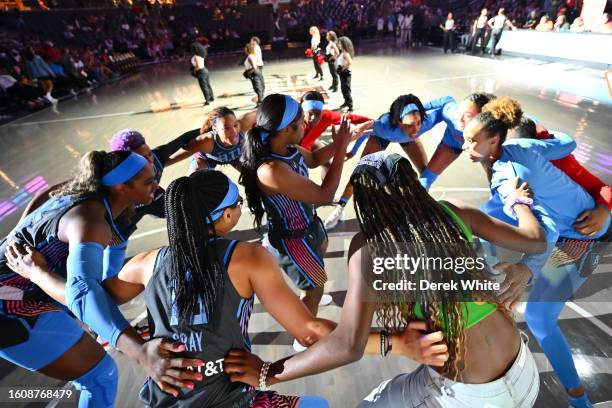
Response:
[569,392,593,408]
[324,204,346,230]
[293,339,308,352]
[319,294,333,306]
[44,94,58,104]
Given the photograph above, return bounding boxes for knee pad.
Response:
[73,353,118,408]
[299,396,330,408]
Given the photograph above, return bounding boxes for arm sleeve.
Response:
[346,112,372,124]
[496,178,558,279]
[349,135,369,156]
[102,242,127,281]
[153,128,201,165]
[421,96,456,111]
[65,242,129,347]
[513,132,576,161]
[552,156,612,209]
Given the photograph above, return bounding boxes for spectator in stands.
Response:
[554,14,571,31]
[595,13,612,33]
[570,16,586,32]
[23,47,57,104]
[0,66,45,110]
[487,8,516,56]
[440,12,456,53]
[471,8,489,54]
[524,10,539,28]
[535,15,554,31]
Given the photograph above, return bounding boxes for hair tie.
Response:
[101,153,148,187]
[400,103,419,119]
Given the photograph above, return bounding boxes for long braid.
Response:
[352,159,505,379]
[164,171,228,328]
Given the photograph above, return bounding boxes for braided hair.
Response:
[164,170,231,327]
[239,94,303,231]
[351,156,511,378]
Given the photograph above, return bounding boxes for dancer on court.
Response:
[239,94,351,350]
[309,26,324,81]
[224,151,547,407]
[1,151,197,407]
[337,36,355,112]
[191,42,215,106]
[244,43,265,107]
[324,31,340,92]
[8,170,333,407]
[463,97,611,408]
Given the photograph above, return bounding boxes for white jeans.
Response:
[358,333,539,408]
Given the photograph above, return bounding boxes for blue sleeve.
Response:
[350,134,369,157]
[422,96,456,111]
[508,132,576,161]
[494,168,558,278]
[65,242,129,347]
[102,242,127,280]
[419,168,439,190]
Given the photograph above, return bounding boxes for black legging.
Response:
[328,59,338,89]
[195,68,214,102]
[339,69,352,109]
[312,54,323,78]
[443,31,455,53]
[250,70,265,103]
[471,28,487,53]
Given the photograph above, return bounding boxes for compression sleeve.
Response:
[102,242,127,280]
[511,132,576,161]
[153,128,201,164]
[65,242,129,347]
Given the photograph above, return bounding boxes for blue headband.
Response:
[302,99,324,111]
[400,103,420,119]
[101,153,148,187]
[208,179,240,223]
[261,95,300,144]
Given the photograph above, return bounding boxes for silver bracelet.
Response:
[259,361,271,391]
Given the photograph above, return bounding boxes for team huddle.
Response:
[0,87,609,408]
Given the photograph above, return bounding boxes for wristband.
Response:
[259,361,271,391]
[504,197,534,217]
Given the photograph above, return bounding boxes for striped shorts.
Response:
[268,219,327,290]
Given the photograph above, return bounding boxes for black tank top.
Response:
[140,238,255,408]
[0,194,125,318]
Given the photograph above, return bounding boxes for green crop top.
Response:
[412,201,497,331]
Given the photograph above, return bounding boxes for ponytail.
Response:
[165,170,229,327]
[200,106,236,134]
[53,150,131,198]
[239,93,302,231]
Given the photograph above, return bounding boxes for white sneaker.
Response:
[319,294,333,306]
[44,94,58,104]
[293,339,308,352]
[324,204,346,230]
